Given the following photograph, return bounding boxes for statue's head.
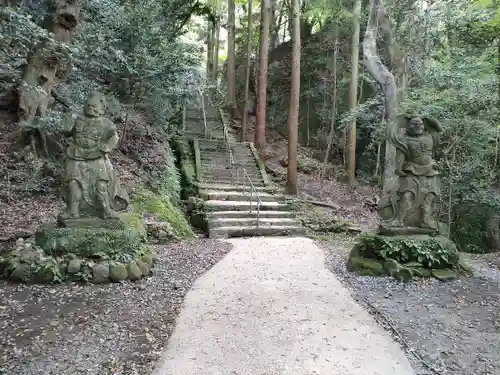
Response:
[407,116,424,136]
[84,92,106,117]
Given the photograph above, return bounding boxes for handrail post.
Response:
[200,89,208,138]
[182,98,186,132]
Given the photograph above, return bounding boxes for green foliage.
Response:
[354,234,459,270]
[35,214,148,263]
[299,206,352,234]
[132,188,195,239]
[148,141,182,204]
[171,136,197,198]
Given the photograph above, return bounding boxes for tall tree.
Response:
[363,0,397,194]
[286,0,300,194]
[227,0,236,108]
[255,0,271,160]
[206,21,215,81]
[346,0,362,185]
[212,14,221,85]
[321,29,338,184]
[242,0,253,141]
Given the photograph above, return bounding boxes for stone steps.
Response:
[199,189,286,202]
[204,200,290,212]
[209,217,299,228]
[197,183,270,192]
[206,210,294,219]
[190,106,301,239]
[209,224,305,238]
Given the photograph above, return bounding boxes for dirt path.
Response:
[152,236,415,375]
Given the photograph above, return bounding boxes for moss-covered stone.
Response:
[67,258,82,274]
[141,253,154,268]
[347,256,385,276]
[109,262,128,281]
[348,232,461,281]
[393,267,413,282]
[136,260,150,276]
[132,188,194,239]
[35,213,148,263]
[431,269,457,281]
[127,261,142,280]
[92,262,110,283]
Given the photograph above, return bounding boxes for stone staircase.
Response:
[185,99,303,238]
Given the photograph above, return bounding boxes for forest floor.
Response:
[0,239,232,375]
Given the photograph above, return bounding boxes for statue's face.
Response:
[84,93,106,117]
[407,117,424,136]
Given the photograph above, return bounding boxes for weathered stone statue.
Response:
[379,114,444,233]
[59,92,129,223]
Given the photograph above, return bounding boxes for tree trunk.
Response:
[227,0,236,109]
[206,23,214,81]
[15,0,80,157]
[286,0,300,195]
[242,0,253,141]
[255,0,271,161]
[346,0,361,186]
[212,15,221,85]
[362,0,397,195]
[321,29,338,184]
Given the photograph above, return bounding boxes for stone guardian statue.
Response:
[59,92,129,222]
[379,114,444,233]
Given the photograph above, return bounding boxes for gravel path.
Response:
[152,236,415,375]
[0,239,231,375]
[318,236,500,375]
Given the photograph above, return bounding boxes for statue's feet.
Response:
[59,211,79,220]
[420,220,438,230]
[103,209,120,219]
[384,219,404,228]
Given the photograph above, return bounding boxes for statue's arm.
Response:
[60,112,76,136]
[101,119,119,153]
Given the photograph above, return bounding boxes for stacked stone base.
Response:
[0,214,155,284]
[347,232,471,281]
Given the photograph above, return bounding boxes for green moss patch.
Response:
[132,188,194,240]
[0,238,155,284]
[347,233,464,281]
[36,213,148,263]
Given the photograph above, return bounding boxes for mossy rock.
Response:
[0,237,155,284]
[353,233,459,269]
[431,268,457,281]
[348,232,460,281]
[132,188,194,239]
[347,256,386,276]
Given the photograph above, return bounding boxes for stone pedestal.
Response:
[0,213,154,284]
[347,229,469,281]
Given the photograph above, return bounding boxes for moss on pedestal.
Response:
[0,213,155,284]
[347,233,466,281]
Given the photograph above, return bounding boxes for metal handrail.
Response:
[221,112,262,227]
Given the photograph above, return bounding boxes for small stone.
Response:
[109,263,128,281]
[20,249,40,263]
[141,253,154,268]
[394,267,413,282]
[136,260,150,276]
[431,269,457,281]
[67,258,82,274]
[127,261,142,280]
[15,238,24,247]
[383,259,400,275]
[92,262,110,283]
[9,263,30,281]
